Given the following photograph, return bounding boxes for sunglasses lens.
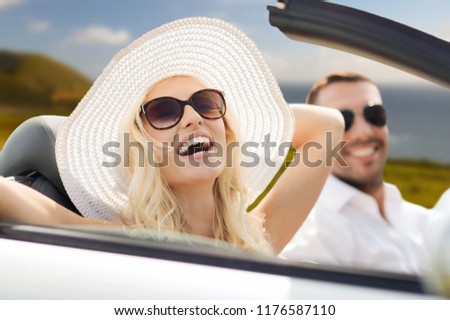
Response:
[145,98,181,129]
[191,90,225,119]
[340,110,354,132]
[364,104,387,127]
[142,89,226,129]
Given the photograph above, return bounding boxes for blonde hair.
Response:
[120,77,274,255]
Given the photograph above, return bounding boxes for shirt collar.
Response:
[318,175,360,211]
[383,181,403,204]
[318,175,403,212]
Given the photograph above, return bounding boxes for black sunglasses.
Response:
[340,103,387,132]
[140,89,226,130]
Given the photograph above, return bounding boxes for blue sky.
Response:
[1,0,450,85]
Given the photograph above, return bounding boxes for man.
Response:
[282,72,430,275]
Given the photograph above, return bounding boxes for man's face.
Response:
[315,81,389,190]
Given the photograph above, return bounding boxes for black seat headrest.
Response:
[0,115,67,197]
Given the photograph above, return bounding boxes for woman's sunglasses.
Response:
[140,89,226,130]
[340,103,387,132]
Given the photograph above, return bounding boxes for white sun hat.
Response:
[55,17,294,221]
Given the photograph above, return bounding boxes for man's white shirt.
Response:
[281,175,430,275]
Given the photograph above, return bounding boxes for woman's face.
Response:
[141,76,227,189]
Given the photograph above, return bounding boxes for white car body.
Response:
[1,0,449,300]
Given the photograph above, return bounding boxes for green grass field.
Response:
[1,113,449,209]
[384,159,450,208]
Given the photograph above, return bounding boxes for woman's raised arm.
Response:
[257,104,344,254]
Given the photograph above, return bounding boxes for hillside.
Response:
[0,50,91,109]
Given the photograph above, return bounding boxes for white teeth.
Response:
[179,136,210,155]
[351,147,375,158]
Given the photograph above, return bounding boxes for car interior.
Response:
[0,115,79,214]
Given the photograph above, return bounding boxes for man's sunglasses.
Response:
[140,89,226,130]
[340,103,387,132]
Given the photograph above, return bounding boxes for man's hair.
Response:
[306,71,375,104]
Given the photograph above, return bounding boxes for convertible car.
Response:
[1,0,449,299]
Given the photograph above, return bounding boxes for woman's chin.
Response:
[164,160,225,186]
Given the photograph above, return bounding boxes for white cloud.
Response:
[27,19,51,33]
[0,0,24,10]
[66,26,131,46]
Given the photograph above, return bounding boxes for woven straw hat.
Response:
[56,17,294,221]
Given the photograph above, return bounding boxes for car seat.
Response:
[0,115,80,215]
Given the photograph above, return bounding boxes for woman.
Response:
[0,17,343,254]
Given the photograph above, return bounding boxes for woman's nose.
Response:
[179,104,203,128]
